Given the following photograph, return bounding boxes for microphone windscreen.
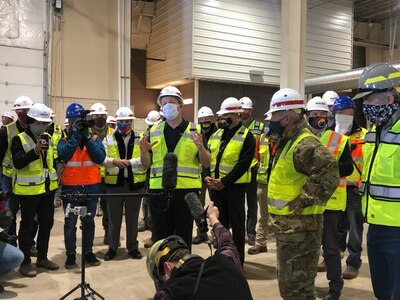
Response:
[184,192,204,221]
[162,153,178,190]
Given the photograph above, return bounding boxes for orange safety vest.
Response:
[347,128,367,187]
[61,136,101,186]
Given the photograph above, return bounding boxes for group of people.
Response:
[0,62,398,300]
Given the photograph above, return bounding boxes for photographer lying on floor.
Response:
[147,201,253,300]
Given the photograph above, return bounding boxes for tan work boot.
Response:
[248,245,268,255]
[342,266,359,279]
[19,264,37,277]
[317,260,327,272]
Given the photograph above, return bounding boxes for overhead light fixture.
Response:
[183,98,193,105]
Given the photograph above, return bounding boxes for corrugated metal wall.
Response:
[146,0,193,88]
[192,0,281,86]
[306,0,353,77]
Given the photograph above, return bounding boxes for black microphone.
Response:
[162,153,178,202]
[184,192,208,233]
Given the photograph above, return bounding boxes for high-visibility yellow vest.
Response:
[256,133,270,184]
[346,128,367,187]
[13,132,58,195]
[2,121,22,177]
[104,131,146,185]
[268,130,325,215]
[149,121,202,189]
[209,126,251,184]
[247,120,264,168]
[51,124,63,160]
[360,119,400,227]
[320,130,348,211]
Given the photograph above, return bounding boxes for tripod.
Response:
[60,204,104,300]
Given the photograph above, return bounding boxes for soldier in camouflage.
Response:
[266,88,339,300]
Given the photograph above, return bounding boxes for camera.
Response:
[0,229,17,245]
[40,133,49,150]
[80,110,95,128]
[0,191,10,202]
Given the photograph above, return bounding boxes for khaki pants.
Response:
[255,183,269,247]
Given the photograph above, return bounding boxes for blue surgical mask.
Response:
[162,103,180,121]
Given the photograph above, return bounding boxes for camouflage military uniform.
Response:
[270,119,339,300]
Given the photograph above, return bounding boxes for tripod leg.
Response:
[59,284,81,300]
[85,283,105,300]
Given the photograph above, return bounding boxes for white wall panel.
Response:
[306,0,353,77]
[193,0,281,86]
[146,0,193,88]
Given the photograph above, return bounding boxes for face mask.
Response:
[117,122,132,135]
[308,116,327,130]
[335,114,353,135]
[220,117,232,129]
[94,117,106,128]
[268,120,285,137]
[30,123,48,136]
[362,103,399,126]
[162,103,180,121]
[200,121,211,131]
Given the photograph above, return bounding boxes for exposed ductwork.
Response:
[305,62,400,94]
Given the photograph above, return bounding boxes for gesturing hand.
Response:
[139,135,158,152]
[191,131,204,150]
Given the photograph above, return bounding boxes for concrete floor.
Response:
[1,203,375,300]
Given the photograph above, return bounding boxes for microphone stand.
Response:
[60,204,104,300]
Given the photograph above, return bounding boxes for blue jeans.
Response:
[62,184,100,255]
[246,169,258,237]
[338,188,364,269]
[0,241,24,276]
[368,224,400,300]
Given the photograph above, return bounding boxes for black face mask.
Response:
[220,117,233,129]
[269,120,285,137]
[308,116,327,130]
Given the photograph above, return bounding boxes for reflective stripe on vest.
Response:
[320,130,348,211]
[209,126,251,184]
[61,136,101,186]
[268,130,325,215]
[13,132,58,195]
[347,128,367,187]
[2,122,20,177]
[256,133,270,184]
[104,132,146,185]
[149,121,202,189]
[361,119,400,226]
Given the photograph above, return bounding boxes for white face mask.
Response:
[30,123,48,136]
[162,103,180,121]
[335,114,353,135]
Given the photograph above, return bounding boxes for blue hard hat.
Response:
[66,103,84,118]
[332,96,356,113]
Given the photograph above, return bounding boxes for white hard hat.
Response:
[306,96,329,112]
[239,97,253,109]
[197,106,214,119]
[157,86,183,106]
[216,97,243,116]
[2,112,14,120]
[12,96,33,111]
[145,110,161,125]
[27,103,52,122]
[89,102,108,115]
[266,88,305,115]
[322,90,339,106]
[47,107,55,118]
[264,113,272,121]
[106,115,117,124]
[64,118,69,125]
[115,107,135,120]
